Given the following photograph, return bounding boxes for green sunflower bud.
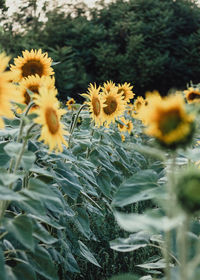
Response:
[176,168,200,214]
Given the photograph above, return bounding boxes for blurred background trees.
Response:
[0,0,200,101]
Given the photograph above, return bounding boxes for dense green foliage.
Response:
[1,0,200,101]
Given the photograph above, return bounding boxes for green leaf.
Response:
[53,165,82,200]
[21,178,62,205]
[112,170,159,207]
[21,151,36,170]
[29,246,59,280]
[4,142,23,158]
[110,231,150,252]
[0,247,7,280]
[78,240,101,267]
[109,274,139,280]
[33,222,57,245]
[13,263,37,280]
[4,215,34,252]
[137,258,169,270]
[0,169,20,186]
[0,185,25,201]
[114,210,184,233]
[96,170,112,198]
[74,208,92,239]
[0,141,10,166]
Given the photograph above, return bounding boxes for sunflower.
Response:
[118,117,128,132]
[34,87,68,152]
[143,94,194,148]
[0,53,23,124]
[82,83,104,127]
[18,74,57,106]
[117,82,135,103]
[102,80,117,93]
[66,98,76,110]
[126,120,133,134]
[10,49,54,82]
[184,87,200,104]
[101,86,126,126]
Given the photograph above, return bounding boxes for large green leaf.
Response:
[13,263,37,280]
[0,169,20,186]
[21,150,36,170]
[96,170,112,198]
[112,169,159,207]
[0,185,25,201]
[114,210,184,233]
[110,231,151,252]
[4,215,34,252]
[74,208,92,239]
[4,142,23,158]
[32,221,57,245]
[53,165,82,200]
[29,246,59,280]
[78,240,101,267]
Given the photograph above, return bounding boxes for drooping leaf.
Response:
[4,215,35,252]
[78,240,101,267]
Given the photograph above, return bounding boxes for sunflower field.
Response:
[1,48,200,280]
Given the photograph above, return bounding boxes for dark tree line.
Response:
[1,0,200,101]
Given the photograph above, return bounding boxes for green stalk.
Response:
[179,215,189,280]
[68,104,88,146]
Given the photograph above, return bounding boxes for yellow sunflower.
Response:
[184,87,200,104]
[82,83,104,127]
[10,49,54,82]
[101,86,126,126]
[102,80,117,93]
[34,87,69,152]
[117,82,135,103]
[0,53,23,124]
[18,74,57,106]
[126,120,133,134]
[118,117,128,132]
[132,96,145,119]
[143,94,194,148]
[66,98,76,110]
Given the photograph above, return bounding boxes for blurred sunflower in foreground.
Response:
[10,49,54,82]
[34,87,69,152]
[0,52,23,128]
[142,94,195,148]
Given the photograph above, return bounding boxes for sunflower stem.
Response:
[68,104,88,146]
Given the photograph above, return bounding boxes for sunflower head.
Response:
[101,86,126,127]
[102,80,117,94]
[10,49,54,82]
[81,83,104,127]
[18,74,57,107]
[117,82,135,103]
[126,120,133,134]
[66,98,76,110]
[34,87,68,152]
[184,87,200,104]
[118,117,128,132]
[143,94,195,149]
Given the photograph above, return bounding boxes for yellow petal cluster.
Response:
[142,94,194,147]
[10,49,54,82]
[34,87,68,152]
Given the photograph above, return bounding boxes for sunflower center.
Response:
[103,96,117,115]
[92,97,101,116]
[159,110,182,135]
[118,88,126,99]
[22,60,44,78]
[188,92,200,101]
[45,107,59,134]
[136,101,142,110]
[29,85,39,94]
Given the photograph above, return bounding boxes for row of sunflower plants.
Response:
[0,49,157,280]
[109,86,200,279]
